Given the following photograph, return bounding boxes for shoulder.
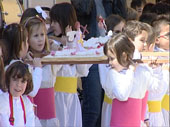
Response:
[136,64,152,73]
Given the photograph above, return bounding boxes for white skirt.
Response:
[39,118,59,127]
[162,109,169,127]
[101,102,112,127]
[55,92,82,127]
[148,112,165,127]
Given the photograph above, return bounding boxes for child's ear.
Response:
[155,37,160,45]
[122,52,127,60]
[122,52,128,63]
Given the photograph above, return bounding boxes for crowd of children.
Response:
[0,0,169,127]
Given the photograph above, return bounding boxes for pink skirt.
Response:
[110,98,142,127]
[34,87,56,119]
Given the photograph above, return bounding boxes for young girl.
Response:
[98,14,126,127]
[0,60,35,126]
[22,16,60,126]
[103,33,161,127]
[50,3,91,126]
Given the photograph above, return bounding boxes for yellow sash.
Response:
[54,77,77,93]
[161,94,169,111]
[148,101,161,112]
[104,94,112,104]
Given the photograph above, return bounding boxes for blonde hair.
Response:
[22,16,50,53]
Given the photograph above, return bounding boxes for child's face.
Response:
[51,21,62,36]
[9,77,27,97]
[29,25,46,52]
[133,30,148,52]
[113,21,125,33]
[156,24,169,50]
[107,50,125,72]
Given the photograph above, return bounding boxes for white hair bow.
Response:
[35,6,48,20]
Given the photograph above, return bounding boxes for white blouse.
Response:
[0,92,35,127]
[103,64,161,101]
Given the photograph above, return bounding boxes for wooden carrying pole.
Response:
[33,52,169,64]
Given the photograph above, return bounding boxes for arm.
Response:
[76,64,92,77]
[29,67,42,97]
[104,68,134,101]
[25,98,35,127]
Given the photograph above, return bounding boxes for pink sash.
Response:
[141,91,148,121]
[34,88,56,119]
[110,98,142,127]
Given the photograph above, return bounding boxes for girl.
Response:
[103,33,160,127]
[98,14,126,127]
[0,60,35,126]
[50,3,91,126]
[23,16,59,126]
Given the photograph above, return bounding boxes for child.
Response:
[98,14,126,127]
[142,23,168,127]
[23,16,59,126]
[0,60,35,126]
[152,15,169,127]
[123,20,158,126]
[103,33,161,127]
[50,3,91,127]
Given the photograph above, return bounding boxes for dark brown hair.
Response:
[105,14,125,33]
[5,61,33,95]
[0,39,9,66]
[0,57,5,92]
[104,33,135,67]
[2,23,28,60]
[50,3,77,35]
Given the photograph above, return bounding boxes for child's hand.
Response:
[148,56,160,69]
[25,51,34,61]
[65,25,72,34]
[49,39,63,51]
[32,58,42,68]
[98,21,104,29]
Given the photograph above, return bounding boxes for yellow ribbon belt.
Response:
[162,94,169,111]
[54,77,77,93]
[148,101,161,112]
[104,94,112,104]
